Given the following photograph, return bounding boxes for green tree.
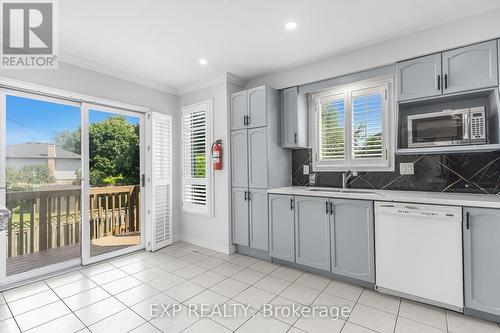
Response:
[88,116,139,186]
[53,116,140,187]
[6,165,55,191]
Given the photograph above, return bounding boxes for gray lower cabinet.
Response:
[443,40,498,94]
[397,53,442,101]
[249,189,268,251]
[269,194,295,262]
[232,188,249,246]
[294,196,330,271]
[331,199,375,283]
[463,207,500,321]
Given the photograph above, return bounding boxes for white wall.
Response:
[0,62,182,238]
[178,81,240,253]
[245,8,500,90]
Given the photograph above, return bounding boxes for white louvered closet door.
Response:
[146,112,172,251]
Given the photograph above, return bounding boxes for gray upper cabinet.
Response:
[231,91,247,130]
[281,87,308,149]
[247,86,267,128]
[269,194,295,262]
[232,188,249,246]
[397,53,442,101]
[331,199,375,283]
[463,207,500,321]
[443,40,498,94]
[249,189,268,251]
[230,86,291,252]
[248,127,268,189]
[294,196,330,271]
[230,130,248,188]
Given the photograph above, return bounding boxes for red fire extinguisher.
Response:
[212,140,223,170]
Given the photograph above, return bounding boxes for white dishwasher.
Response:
[375,202,463,311]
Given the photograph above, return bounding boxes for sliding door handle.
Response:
[325,201,329,215]
[437,75,441,91]
[444,74,448,89]
[329,202,334,215]
[244,191,247,201]
[466,212,470,230]
[290,198,294,210]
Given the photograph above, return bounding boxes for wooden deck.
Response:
[5,185,141,276]
[7,234,141,276]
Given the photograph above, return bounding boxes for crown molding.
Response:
[59,52,179,95]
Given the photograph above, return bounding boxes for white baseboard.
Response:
[179,235,235,255]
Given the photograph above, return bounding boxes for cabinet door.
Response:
[249,189,268,251]
[295,196,330,271]
[443,40,498,94]
[269,194,294,262]
[232,188,249,246]
[397,53,442,101]
[331,199,374,283]
[282,87,298,148]
[248,127,268,189]
[231,130,248,188]
[247,86,267,128]
[231,90,247,130]
[464,207,500,318]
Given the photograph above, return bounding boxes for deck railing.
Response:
[5,185,140,258]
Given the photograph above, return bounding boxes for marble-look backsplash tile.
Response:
[292,149,500,194]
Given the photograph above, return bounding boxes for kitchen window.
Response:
[312,77,394,172]
[181,100,213,215]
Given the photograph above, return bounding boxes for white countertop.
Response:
[268,186,500,208]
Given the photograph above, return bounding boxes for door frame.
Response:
[0,89,82,287]
[81,103,146,265]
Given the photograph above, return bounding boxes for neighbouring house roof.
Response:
[6,142,81,159]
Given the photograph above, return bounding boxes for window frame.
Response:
[181,100,213,216]
[312,76,395,172]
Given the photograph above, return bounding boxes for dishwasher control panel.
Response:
[376,202,461,220]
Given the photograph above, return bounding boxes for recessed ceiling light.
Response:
[198,58,208,65]
[285,21,297,30]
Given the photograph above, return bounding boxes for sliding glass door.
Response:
[0,91,146,284]
[0,90,82,282]
[81,104,144,264]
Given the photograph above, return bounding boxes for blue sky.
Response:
[6,95,139,145]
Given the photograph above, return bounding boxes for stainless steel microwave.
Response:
[407,107,487,148]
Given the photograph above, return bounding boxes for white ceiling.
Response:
[59,0,500,93]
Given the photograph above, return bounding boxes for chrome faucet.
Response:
[342,170,358,189]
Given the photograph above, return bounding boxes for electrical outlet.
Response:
[400,162,415,175]
[309,173,316,185]
[303,165,310,175]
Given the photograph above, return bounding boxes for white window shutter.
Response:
[146,111,172,251]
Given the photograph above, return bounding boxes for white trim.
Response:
[0,76,151,113]
[59,55,178,95]
[312,76,395,172]
[180,235,236,255]
[181,100,214,216]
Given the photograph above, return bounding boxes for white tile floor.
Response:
[0,241,499,333]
